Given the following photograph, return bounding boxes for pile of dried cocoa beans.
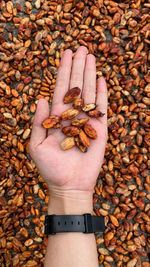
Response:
[0,0,150,266]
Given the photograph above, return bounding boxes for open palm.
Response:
[29,46,107,196]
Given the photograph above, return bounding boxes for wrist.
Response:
[48,189,94,215]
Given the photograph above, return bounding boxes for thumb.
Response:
[29,98,49,151]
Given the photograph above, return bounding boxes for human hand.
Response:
[29,46,107,214]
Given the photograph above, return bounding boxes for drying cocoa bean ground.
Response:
[0,0,150,266]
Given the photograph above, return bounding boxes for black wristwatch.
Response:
[44,214,105,235]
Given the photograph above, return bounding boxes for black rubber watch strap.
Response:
[44,214,105,235]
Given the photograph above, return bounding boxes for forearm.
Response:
[44,190,99,267]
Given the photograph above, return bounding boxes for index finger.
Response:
[96,77,108,125]
[50,49,72,115]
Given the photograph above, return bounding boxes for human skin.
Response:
[29,46,108,267]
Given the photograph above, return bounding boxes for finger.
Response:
[69,46,87,90]
[96,77,107,124]
[82,54,96,104]
[50,49,72,115]
[29,98,49,150]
